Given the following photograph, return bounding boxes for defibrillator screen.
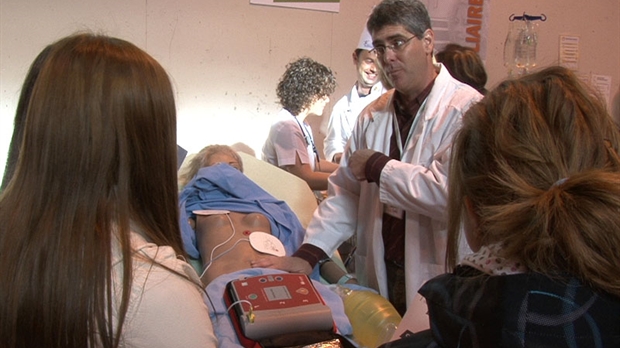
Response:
[264,285,291,301]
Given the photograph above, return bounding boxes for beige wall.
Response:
[1,0,619,173]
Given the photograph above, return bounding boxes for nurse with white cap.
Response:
[323,26,388,164]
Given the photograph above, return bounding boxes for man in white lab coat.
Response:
[323,27,387,164]
[252,0,482,316]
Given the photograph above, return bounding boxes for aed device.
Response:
[225,273,334,342]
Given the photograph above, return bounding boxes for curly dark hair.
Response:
[276,57,336,116]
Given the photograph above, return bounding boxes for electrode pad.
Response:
[193,209,231,216]
[249,231,286,257]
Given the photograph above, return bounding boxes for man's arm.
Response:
[349,103,471,221]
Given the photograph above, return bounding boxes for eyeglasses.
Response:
[373,36,416,56]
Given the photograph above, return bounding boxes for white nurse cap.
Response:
[357,26,374,51]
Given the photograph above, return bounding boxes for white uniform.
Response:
[262,109,317,171]
[323,82,387,161]
[304,64,482,306]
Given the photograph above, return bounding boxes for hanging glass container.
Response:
[504,13,546,77]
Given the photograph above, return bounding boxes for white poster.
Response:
[250,0,340,13]
[579,73,613,110]
[591,74,613,109]
[421,0,490,60]
[559,35,580,71]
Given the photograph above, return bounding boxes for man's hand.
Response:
[250,256,313,275]
[348,149,378,181]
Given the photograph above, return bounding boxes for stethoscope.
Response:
[293,115,322,171]
[392,98,428,159]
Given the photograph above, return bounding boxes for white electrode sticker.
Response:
[249,231,286,257]
[192,210,231,216]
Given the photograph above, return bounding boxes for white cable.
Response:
[226,299,255,323]
[226,299,253,314]
[201,238,249,277]
[200,213,250,279]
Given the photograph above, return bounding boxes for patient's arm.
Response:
[249,255,313,275]
[251,255,357,285]
[317,259,358,285]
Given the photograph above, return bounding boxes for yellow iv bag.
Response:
[337,286,402,348]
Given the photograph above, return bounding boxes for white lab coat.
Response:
[304,64,482,307]
[323,82,387,161]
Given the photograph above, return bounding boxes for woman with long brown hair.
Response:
[0,44,53,191]
[0,33,217,348]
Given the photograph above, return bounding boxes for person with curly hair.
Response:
[262,57,338,192]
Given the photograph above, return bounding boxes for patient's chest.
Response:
[195,212,273,284]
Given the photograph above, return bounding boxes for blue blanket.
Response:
[179,164,304,260]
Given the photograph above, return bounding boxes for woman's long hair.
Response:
[447,66,620,297]
[0,33,183,347]
[1,44,54,191]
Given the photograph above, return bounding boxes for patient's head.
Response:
[179,145,243,189]
[447,66,620,296]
